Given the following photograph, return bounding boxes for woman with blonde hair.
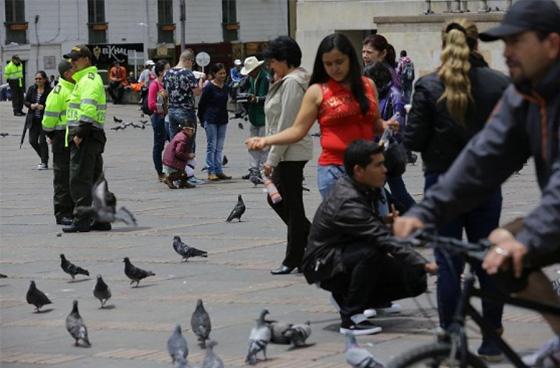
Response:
[404,18,509,361]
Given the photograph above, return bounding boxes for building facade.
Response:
[295,0,522,76]
[1,0,290,88]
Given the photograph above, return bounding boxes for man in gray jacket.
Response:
[395,0,560,365]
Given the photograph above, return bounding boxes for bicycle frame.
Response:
[448,270,560,367]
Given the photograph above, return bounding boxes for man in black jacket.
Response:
[395,0,560,365]
[303,140,436,336]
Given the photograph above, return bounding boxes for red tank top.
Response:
[318,77,380,166]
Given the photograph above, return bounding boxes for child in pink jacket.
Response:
[162,120,196,189]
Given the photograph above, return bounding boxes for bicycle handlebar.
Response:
[408,227,492,261]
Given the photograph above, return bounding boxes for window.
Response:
[4,0,27,44]
[222,0,238,42]
[157,0,174,43]
[87,0,107,44]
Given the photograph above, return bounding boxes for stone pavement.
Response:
[0,100,556,367]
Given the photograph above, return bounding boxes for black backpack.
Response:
[140,86,151,115]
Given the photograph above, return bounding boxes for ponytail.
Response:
[438,19,477,124]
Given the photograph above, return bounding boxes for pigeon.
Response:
[123,257,155,287]
[283,321,312,347]
[93,275,111,308]
[110,125,124,131]
[113,116,123,123]
[222,155,228,166]
[0,273,7,278]
[26,280,52,312]
[264,319,292,344]
[66,300,91,347]
[74,174,137,226]
[60,254,90,280]
[202,340,224,368]
[191,299,212,348]
[226,195,245,222]
[245,309,272,365]
[167,324,189,364]
[173,236,208,261]
[0,132,9,137]
[345,333,384,368]
[238,122,244,130]
[249,174,263,187]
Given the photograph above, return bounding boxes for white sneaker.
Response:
[522,336,560,367]
[36,163,48,170]
[375,302,402,315]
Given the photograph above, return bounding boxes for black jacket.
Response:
[407,60,560,267]
[302,175,428,284]
[404,54,509,173]
[24,84,52,128]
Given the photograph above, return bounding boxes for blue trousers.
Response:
[425,172,504,331]
[151,113,168,175]
[204,122,227,175]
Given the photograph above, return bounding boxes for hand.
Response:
[245,137,268,151]
[263,164,273,177]
[424,262,438,275]
[393,216,425,239]
[247,94,256,103]
[382,116,400,133]
[73,136,83,147]
[47,138,52,145]
[37,104,44,111]
[383,204,400,224]
[30,103,37,110]
[483,229,528,278]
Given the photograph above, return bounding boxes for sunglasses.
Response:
[35,78,44,81]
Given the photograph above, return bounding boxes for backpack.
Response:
[400,62,415,84]
[140,85,151,115]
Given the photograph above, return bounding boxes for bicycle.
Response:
[387,229,560,368]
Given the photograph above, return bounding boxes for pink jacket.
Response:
[148,79,163,114]
[162,131,193,170]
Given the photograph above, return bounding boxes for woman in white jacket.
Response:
[262,36,313,275]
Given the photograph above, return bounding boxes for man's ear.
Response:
[352,164,363,180]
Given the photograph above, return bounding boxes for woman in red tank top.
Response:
[246,33,398,198]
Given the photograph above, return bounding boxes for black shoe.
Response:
[91,222,112,231]
[56,217,73,226]
[62,222,90,233]
[270,265,296,275]
[339,320,383,336]
[14,112,25,116]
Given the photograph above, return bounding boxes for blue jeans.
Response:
[425,172,504,331]
[387,175,416,212]
[317,165,346,199]
[204,122,227,174]
[151,113,167,175]
[167,107,196,139]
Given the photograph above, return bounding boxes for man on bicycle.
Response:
[394,0,560,366]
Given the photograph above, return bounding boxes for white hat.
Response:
[234,59,242,66]
[240,56,264,76]
[146,59,155,66]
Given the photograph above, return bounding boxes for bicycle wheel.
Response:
[387,342,488,368]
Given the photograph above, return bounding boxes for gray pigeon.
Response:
[245,309,272,365]
[283,321,312,347]
[226,194,245,222]
[191,299,212,348]
[0,273,7,278]
[345,334,384,368]
[249,174,263,187]
[202,340,224,368]
[264,319,292,344]
[74,174,137,226]
[60,254,89,280]
[66,300,91,347]
[173,236,208,262]
[123,257,155,287]
[167,324,188,364]
[26,280,52,312]
[93,275,111,308]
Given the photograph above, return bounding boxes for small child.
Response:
[162,120,197,189]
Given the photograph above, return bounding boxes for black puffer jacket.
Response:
[302,175,427,284]
[404,54,509,173]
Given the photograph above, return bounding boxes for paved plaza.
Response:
[0,100,556,367]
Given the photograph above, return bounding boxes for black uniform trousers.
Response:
[321,245,427,325]
[51,130,74,220]
[8,79,24,114]
[69,128,106,225]
[266,161,311,269]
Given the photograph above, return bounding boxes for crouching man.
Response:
[302,140,437,336]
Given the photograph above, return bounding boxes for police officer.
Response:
[4,55,25,116]
[42,60,75,226]
[62,45,108,233]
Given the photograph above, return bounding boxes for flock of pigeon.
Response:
[110,116,150,131]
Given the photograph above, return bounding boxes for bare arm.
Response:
[246,84,322,150]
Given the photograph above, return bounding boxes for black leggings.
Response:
[28,118,49,164]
